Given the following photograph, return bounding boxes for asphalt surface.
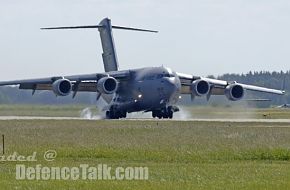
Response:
[0,116,290,123]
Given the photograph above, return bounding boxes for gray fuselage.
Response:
[109,67,181,113]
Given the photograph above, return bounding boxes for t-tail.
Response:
[41,18,157,72]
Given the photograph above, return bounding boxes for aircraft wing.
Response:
[177,72,285,97]
[0,70,130,92]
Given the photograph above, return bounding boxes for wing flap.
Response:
[19,82,97,92]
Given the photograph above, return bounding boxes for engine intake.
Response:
[225,84,244,101]
[52,79,72,96]
[191,79,210,96]
[97,77,118,94]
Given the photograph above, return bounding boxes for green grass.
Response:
[0,120,290,189]
[0,104,92,117]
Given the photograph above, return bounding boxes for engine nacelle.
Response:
[225,84,244,101]
[191,79,210,96]
[97,77,118,94]
[52,79,72,96]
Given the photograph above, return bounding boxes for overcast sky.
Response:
[0,0,289,80]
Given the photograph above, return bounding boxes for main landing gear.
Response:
[152,106,174,119]
[106,106,127,119]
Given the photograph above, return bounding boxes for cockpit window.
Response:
[156,73,175,79]
[143,73,174,80]
[163,73,175,77]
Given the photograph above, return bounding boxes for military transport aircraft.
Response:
[0,18,285,119]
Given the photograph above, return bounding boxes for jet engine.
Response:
[52,79,72,96]
[191,79,210,96]
[225,84,244,101]
[97,77,118,94]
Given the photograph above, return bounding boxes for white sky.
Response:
[0,0,289,80]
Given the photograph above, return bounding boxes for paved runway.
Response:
[0,116,83,120]
[0,116,290,123]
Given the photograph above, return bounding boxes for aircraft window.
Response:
[157,74,163,79]
[156,73,174,78]
[163,73,174,77]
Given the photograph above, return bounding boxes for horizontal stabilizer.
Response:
[41,25,158,33]
[112,26,157,33]
[41,25,102,30]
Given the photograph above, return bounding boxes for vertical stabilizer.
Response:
[41,18,157,72]
[98,18,119,72]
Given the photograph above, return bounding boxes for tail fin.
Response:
[41,18,157,72]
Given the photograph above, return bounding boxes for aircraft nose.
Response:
[162,77,178,95]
